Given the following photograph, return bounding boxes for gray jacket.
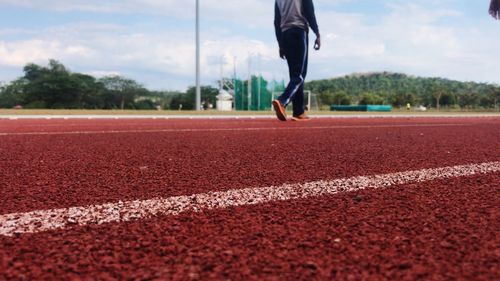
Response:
[274,0,319,48]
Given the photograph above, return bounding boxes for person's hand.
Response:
[279,48,286,59]
[314,35,321,50]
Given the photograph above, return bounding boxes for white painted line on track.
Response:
[1,114,499,120]
[0,123,472,136]
[1,161,498,237]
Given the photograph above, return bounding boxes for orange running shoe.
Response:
[291,114,311,122]
[272,100,287,121]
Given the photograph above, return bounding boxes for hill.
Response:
[306,72,499,109]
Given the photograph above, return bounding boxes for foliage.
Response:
[0,79,27,108]
[0,60,162,110]
[169,86,219,110]
[358,92,384,105]
[306,72,499,109]
[98,76,148,109]
[2,62,499,110]
[0,59,223,110]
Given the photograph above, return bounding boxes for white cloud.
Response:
[0,0,272,24]
[0,20,277,89]
[85,70,122,77]
[0,0,498,90]
[310,1,500,84]
[0,0,191,16]
[0,39,94,67]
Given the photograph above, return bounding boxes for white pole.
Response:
[257,54,261,111]
[220,55,224,91]
[233,56,237,79]
[307,91,312,111]
[248,54,252,111]
[195,0,201,111]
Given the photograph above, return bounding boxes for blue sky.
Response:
[0,0,498,91]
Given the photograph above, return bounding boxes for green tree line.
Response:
[2,62,499,110]
[306,72,499,110]
[0,60,219,110]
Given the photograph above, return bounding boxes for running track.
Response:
[0,117,498,280]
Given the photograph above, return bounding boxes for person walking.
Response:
[273,0,320,122]
[490,0,500,19]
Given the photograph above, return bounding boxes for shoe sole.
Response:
[272,100,287,121]
[292,117,311,122]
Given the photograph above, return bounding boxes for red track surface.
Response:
[0,117,499,279]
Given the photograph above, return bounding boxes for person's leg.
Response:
[292,33,309,116]
[278,29,308,109]
[292,84,304,116]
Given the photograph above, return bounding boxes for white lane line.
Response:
[0,123,470,136]
[1,161,499,237]
[1,114,499,120]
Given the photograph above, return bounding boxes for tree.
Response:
[23,63,47,82]
[330,91,351,105]
[71,74,106,109]
[148,91,182,110]
[388,92,418,107]
[440,92,456,107]
[480,85,499,109]
[14,59,108,109]
[307,72,499,109]
[1,60,191,110]
[170,86,219,110]
[458,92,480,109]
[22,60,82,108]
[359,92,384,105]
[99,76,148,109]
[319,92,334,105]
[0,79,27,108]
[2,63,499,110]
[426,79,446,110]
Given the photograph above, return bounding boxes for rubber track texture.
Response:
[0,118,498,214]
[0,117,498,279]
[0,174,498,280]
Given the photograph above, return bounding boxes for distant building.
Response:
[216,90,233,111]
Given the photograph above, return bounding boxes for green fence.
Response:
[234,76,285,111]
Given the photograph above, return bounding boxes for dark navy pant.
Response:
[278,28,309,116]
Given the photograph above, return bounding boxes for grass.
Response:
[0,109,498,116]
[0,109,267,116]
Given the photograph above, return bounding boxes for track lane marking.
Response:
[1,161,499,237]
[1,114,499,120]
[0,123,472,136]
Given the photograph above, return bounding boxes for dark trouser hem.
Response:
[278,28,309,117]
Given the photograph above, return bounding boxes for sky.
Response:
[0,0,498,91]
